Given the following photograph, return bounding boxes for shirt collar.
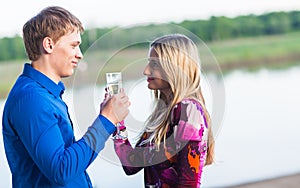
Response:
[22,63,65,98]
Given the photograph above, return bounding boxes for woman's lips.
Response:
[147,77,155,82]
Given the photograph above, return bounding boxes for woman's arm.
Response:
[113,130,144,175]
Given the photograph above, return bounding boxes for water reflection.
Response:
[1,66,300,187]
[202,66,300,187]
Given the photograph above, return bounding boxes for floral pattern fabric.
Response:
[114,99,208,188]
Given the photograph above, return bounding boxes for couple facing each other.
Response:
[2,6,214,188]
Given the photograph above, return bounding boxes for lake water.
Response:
[1,66,300,187]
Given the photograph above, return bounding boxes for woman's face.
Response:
[143,47,170,92]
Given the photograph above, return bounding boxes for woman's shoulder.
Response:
[172,98,204,116]
[174,98,202,106]
[171,98,207,141]
[171,98,205,125]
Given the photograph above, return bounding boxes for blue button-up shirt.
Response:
[2,63,116,187]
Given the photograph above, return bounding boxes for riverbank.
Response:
[229,172,300,188]
[1,31,300,98]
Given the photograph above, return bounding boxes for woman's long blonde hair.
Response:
[144,33,214,165]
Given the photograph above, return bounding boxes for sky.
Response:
[1,0,300,37]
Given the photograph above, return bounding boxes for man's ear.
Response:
[43,37,54,53]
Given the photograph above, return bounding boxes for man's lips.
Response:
[72,61,78,66]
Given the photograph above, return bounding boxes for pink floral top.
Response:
[114,99,209,188]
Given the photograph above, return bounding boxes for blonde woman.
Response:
[113,34,214,187]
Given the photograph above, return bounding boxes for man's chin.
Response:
[62,72,74,78]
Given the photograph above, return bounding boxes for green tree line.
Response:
[1,10,300,62]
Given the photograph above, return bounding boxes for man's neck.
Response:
[31,60,61,84]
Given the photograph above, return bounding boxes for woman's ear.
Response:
[43,37,54,53]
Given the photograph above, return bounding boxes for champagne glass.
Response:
[106,72,122,138]
[106,72,122,96]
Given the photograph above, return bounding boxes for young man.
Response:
[2,6,130,187]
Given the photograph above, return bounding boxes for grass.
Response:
[207,32,300,65]
[1,32,300,99]
[0,61,24,98]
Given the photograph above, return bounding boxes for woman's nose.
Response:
[143,64,151,76]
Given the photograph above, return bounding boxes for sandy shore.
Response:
[229,173,300,188]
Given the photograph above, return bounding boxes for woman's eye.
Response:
[150,60,159,68]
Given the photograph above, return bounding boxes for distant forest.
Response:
[0,10,300,62]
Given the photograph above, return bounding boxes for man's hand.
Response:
[100,88,130,125]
